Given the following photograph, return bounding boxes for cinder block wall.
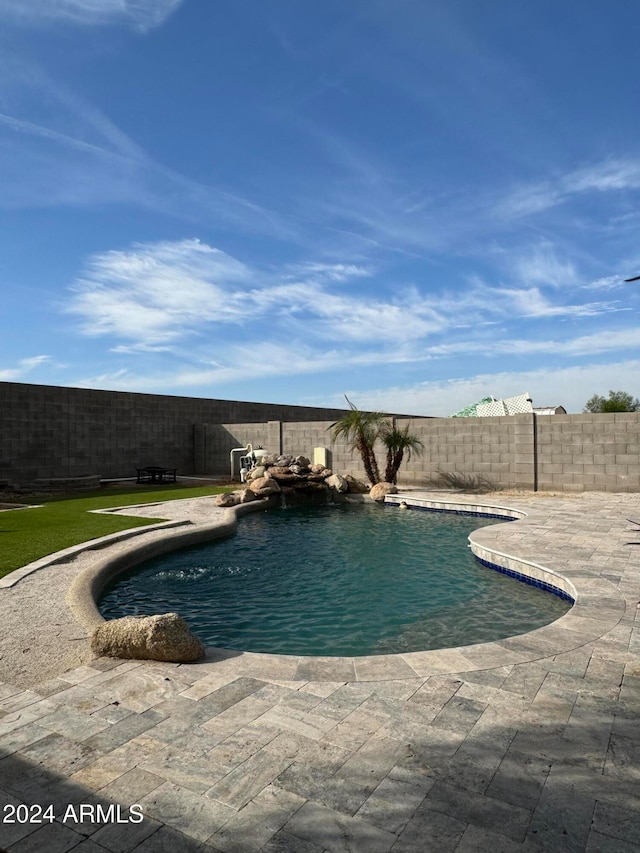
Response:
[536,412,640,492]
[224,413,640,493]
[273,415,534,490]
[0,382,352,485]
[4,382,640,492]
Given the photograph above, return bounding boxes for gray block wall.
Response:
[3,382,640,492]
[224,413,640,493]
[0,382,354,486]
[536,412,640,492]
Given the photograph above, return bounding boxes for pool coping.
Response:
[62,492,626,683]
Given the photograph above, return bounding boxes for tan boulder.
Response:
[249,476,281,496]
[344,474,369,493]
[214,491,240,507]
[91,613,204,662]
[326,473,348,492]
[310,464,332,476]
[369,482,398,502]
[239,487,261,503]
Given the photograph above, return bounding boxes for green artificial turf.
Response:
[0,484,233,578]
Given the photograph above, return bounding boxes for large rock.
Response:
[275,455,294,467]
[91,613,204,662]
[369,482,398,502]
[214,491,240,507]
[326,473,348,493]
[249,476,281,496]
[245,465,266,481]
[268,470,303,484]
[310,464,332,477]
[344,474,369,493]
[239,487,261,503]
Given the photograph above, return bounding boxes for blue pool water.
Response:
[98,502,571,656]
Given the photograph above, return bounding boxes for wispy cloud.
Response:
[423,326,640,360]
[495,157,640,220]
[334,359,640,417]
[0,62,296,240]
[0,0,183,32]
[64,237,638,383]
[0,355,51,381]
[494,286,620,319]
[66,239,257,342]
[64,238,448,347]
[510,243,579,289]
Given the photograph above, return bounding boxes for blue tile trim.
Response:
[388,501,574,603]
[474,555,575,603]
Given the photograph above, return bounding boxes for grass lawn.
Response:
[0,484,233,579]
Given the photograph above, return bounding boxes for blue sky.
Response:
[1,0,639,415]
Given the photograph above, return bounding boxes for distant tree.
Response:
[380,422,424,485]
[583,390,640,413]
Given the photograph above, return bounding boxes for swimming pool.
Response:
[98,502,572,656]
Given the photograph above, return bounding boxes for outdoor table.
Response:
[136,466,177,484]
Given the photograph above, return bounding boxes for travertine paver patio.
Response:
[1,491,639,852]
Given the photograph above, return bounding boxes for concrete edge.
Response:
[65,502,268,634]
[0,519,192,589]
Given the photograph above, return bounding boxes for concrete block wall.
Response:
[0,382,352,486]
[275,416,532,489]
[536,412,640,492]
[224,413,640,492]
[378,416,534,490]
[3,381,640,492]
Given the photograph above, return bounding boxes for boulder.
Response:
[245,465,266,481]
[268,470,302,484]
[91,613,204,662]
[214,491,240,507]
[344,474,369,494]
[326,473,348,493]
[249,476,281,496]
[289,464,308,474]
[294,456,311,467]
[276,455,294,467]
[369,482,398,502]
[257,454,277,466]
[239,487,261,503]
[310,465,332,478]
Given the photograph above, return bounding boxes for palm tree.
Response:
[380,422,424,485]
[329,396,386,485]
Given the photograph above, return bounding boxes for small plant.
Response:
[427,470,501,493]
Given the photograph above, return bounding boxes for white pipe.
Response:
[230,446,250,481]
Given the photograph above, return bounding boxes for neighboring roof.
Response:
[450,396,495,417]
[533,405,567,415]
[477,393,533,417]
[451,392,534,418]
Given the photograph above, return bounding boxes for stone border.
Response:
[65,503,259,630]
[0,518,191,589]
[60,493,626,682]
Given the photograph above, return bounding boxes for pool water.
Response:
[98,502,571,656]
